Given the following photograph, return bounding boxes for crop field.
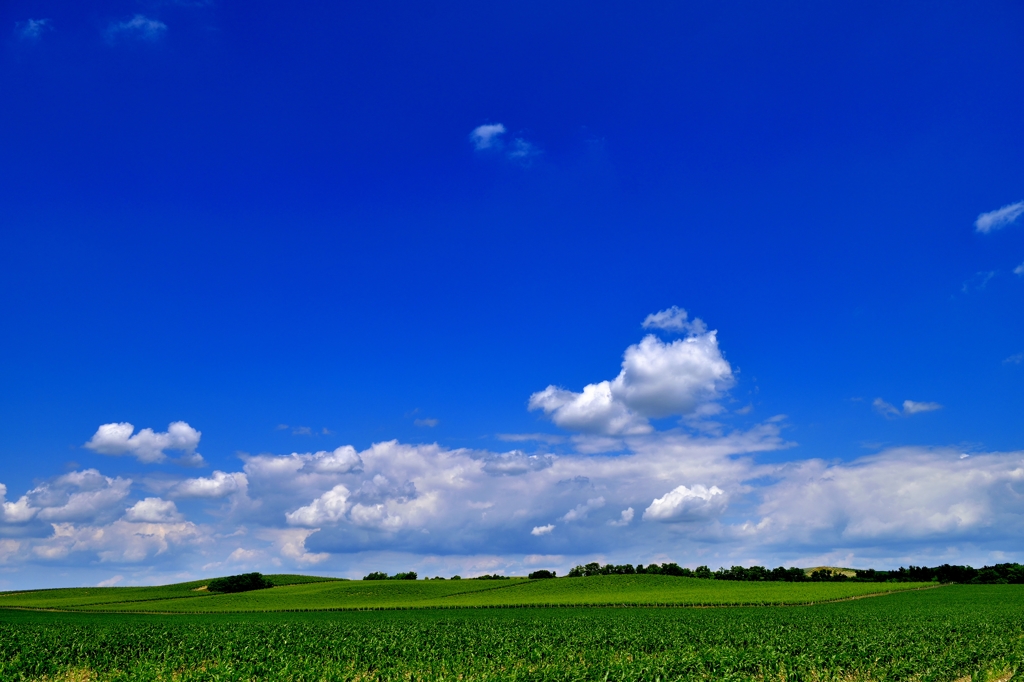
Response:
[0,585,1021,681]
[0,575,930,613]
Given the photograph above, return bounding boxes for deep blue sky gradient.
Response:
[1,1,1022,507]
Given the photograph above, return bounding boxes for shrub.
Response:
[529,570,556,579]
[206,573,273,594]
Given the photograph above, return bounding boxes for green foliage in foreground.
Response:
[0,586,1021,681]
[0,575,931,613]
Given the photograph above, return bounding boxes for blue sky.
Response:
[1,0,1022,588]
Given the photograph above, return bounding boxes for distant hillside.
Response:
[803,566,857,578]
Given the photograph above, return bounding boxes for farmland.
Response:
[0,574,930,613]
[0,585,1021,681]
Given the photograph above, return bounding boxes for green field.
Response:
[0,574,931,613]
[0,585,1021,681]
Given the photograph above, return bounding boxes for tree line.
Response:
[559,561,1024,584]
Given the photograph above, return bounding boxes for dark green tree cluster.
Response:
[206,572,273,594]
[855,563,1024,584]
[566,562,711,577]
[528,569,556,579]
[715,566,809,581]
[473,573,511,580]
[362,571,418,580]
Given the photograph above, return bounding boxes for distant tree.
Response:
[207,573,273,594]
[451,575,462,580]
[693,565,713,579]
[529,569,556,579]
[474,573,510,580]
[363,571,417,580]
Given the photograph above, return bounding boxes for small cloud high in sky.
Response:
[0,0,1022,588]
[975,201,1024,233]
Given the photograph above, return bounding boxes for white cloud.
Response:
[414,418,439,428]
[85,421,202,464]
[124,498,182,523]
[531,524,555,536]
[530,382,652,436]
[16,18,50,41]
[469,123,540,164]
[642,306,707,334]
[755,447,1024,546]
[106,15,167,42]
[170,471,248,499]
[35,470,132,523]
[285,485,351,526]
[96,575,123,587]
[307,446,363,473]
[1014,262,1024,276]
[975,201,1024,233]
[643,484,725,522]
[560,497,606,522]
[1,483,37,523]
[609,507,634,527]
[34,518,204,563]
[496,433,566,444]
[470,123,506,150]
[1005,353,1023,365]
[507,138,540,162]
[530,316,734,435]
[874,398,942,418]
[901,400,942,415]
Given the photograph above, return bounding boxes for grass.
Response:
[0,574,932,613]
[0,585,1021,681]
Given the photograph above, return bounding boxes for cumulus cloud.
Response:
[643,484,725,522]
[530,313,734,435]
[531,524,555,536]
[16,18,50,41]
[34,470,132,523]
[124,497,182,523]
[560,497,606,522]
[286,485,351,526]
[170,471,248,499]
[609,507,634,527]
[106,15,167,42]
[85,421,202,464]
[642,306,707,334]
[1,483,37,523]
[35,518,202,563]
[975,201,1024,233]
[873,398,942,418]
[470,123,506,150]
[754,447,1024,547]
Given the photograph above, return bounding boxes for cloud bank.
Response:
[1,307,1021,587]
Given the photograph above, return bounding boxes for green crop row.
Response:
[0,585,1020,681]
